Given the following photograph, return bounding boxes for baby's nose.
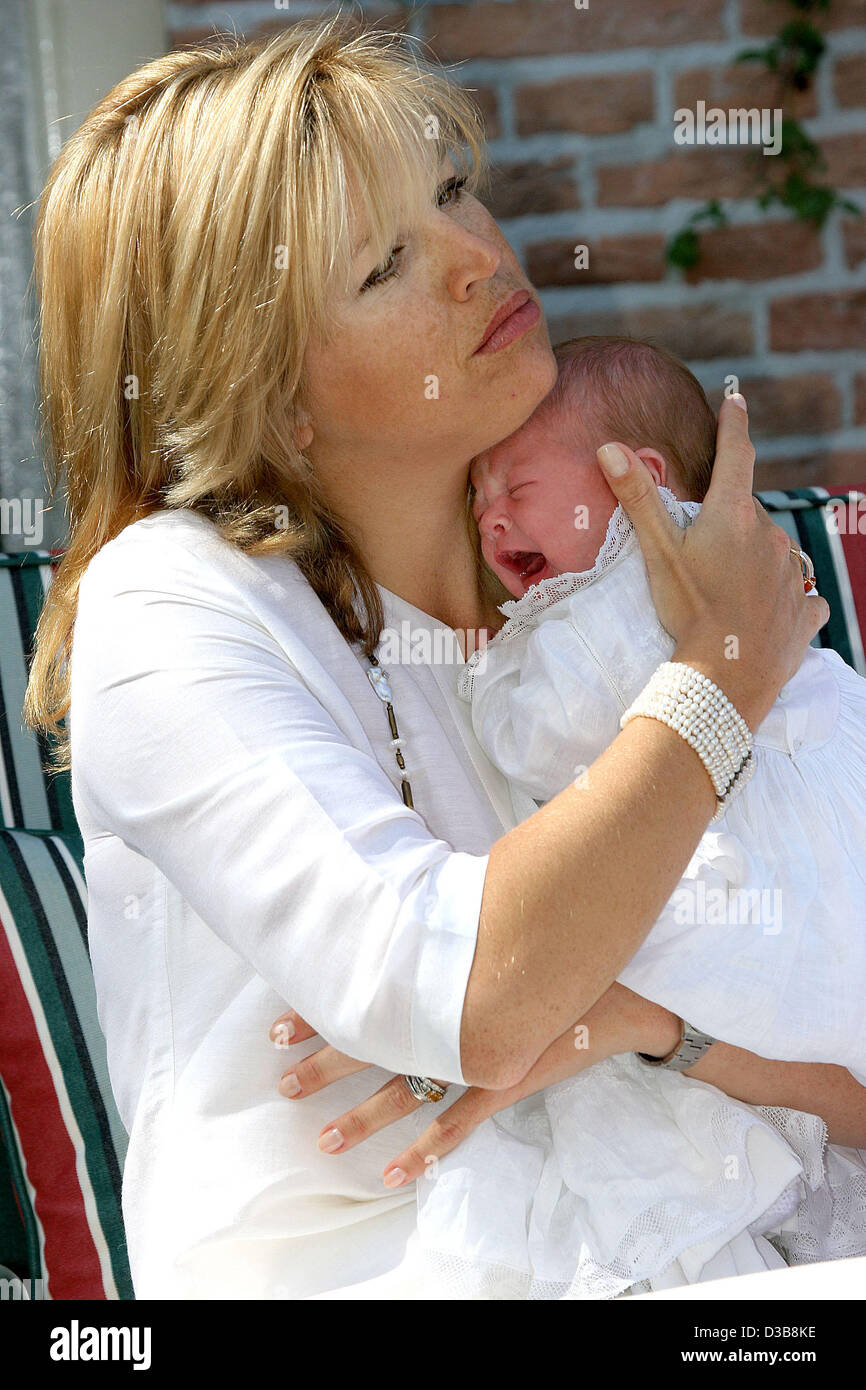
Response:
[480,508,511,538]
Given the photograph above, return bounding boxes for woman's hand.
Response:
[270,986,682,1185]
[596,394,830,730]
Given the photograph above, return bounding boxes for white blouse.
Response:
[69,506,536,1299]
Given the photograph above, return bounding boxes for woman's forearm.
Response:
[461,708,720,1088]
[687,1044,866,1149]
[498,987,866,1149]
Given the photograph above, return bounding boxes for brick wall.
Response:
[167,0,866,489]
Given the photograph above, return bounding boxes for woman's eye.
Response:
[437,175,469,208]
[359,177,468,291]
[360,246,405,293]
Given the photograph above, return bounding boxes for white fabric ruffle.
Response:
[416,1055,866,1300]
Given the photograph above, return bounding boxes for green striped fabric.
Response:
[0,1087,28,1281]
[0,552,78,834]
[0,828,133,1299]
[756,487,866,677]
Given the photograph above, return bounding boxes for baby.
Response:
[470,334,712,597]
[463,333,866,1074]
[414,336,866,1299]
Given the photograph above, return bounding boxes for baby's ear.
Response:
[632,448,667,490]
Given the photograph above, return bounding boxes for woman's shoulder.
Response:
[79,506,312,609]
[74,507,360,687]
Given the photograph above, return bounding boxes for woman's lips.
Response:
[473,293,541,355]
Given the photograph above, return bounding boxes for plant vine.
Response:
[667,0,861,271]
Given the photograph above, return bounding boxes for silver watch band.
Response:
[637,1019,717,1072]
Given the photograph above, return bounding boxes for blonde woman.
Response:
[25,17,865,1299]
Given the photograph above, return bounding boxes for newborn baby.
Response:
[413,336,866,1300]
[469,337,705,599]
[461,334,866,1074]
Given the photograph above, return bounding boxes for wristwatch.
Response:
[637,1018,717,1072]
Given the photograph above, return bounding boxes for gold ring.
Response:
[790,545,817,593]
[403,1075,448,1104]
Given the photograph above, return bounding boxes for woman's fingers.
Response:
[750,501,832,651]
[315,1079,516,1188]
[269,1008,318,1046]
[314,1074,426,1162]
[596,441,681,570]
[380,1087,507,1188]
[703,393,757,512]
[277,1042,370,1099]
[320,1082,501,1187]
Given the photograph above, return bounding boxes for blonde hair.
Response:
[23,13,489,773]
[541,336,717,501]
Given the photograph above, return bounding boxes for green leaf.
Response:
[779,117,822,170]
[666,228,700,270]
[734,45,776,67]
[703,198,728,228]
[778,19,825,83]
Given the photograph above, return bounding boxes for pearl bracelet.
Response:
[620,662,756,824]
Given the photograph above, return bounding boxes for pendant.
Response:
[366,662,393,703]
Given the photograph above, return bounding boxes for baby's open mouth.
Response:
[495,549,548,581]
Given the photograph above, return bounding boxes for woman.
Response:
[24,17,864,1299]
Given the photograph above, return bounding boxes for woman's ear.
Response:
[291,407,314,452]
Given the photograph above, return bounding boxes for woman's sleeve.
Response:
[468,617,626,802]
[70,537,488,1086]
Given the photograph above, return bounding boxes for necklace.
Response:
[366,653,414,810]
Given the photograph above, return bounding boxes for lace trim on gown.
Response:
[417,1092,866,1300]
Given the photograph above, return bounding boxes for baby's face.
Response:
[470,410,619,598]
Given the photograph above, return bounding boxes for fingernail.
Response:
[729,393,748,411]
[271,1019,295,1047]
[383,1167,408,1188]
[597,443,629,477]
[318,1128,344,1153]
[279,1072,301,1097]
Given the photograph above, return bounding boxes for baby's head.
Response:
[470,336,717,598]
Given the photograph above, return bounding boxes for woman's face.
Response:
[300,158,558,475]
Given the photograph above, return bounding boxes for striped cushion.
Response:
[0,828,132,1299]
[755,487,866,677]
[0,1095,28,1280]
[0,552,78,834]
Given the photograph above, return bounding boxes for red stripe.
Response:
[0,918,106,1299]
[833,492,866,653]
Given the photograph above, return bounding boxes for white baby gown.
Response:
[413,486,866,1299]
